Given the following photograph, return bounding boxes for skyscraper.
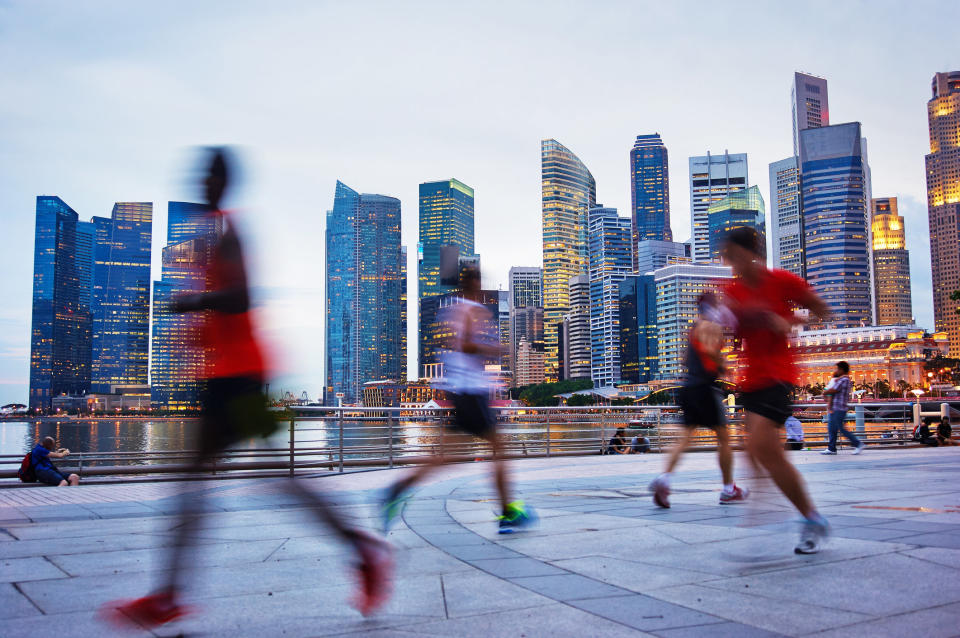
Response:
[587,206,632,387]
[419,289,501,376]
[872,198,913,326]
[705,186,766,263]
[29,196,94,410]
[689,152,748,262]
[150,202,220,410]
[926,71,960,355]
[326,182,406,404]
[769,156,804,277]
[792,72,830,156]
[630,134,672,260]
[90,203,152,393]
[542,139,597,380]
[618,274,658,385]
[800,122,873,328]
[418,178,475,301]
[635,240,689,274]
[507,266,543,378]
[559,275,591,381]
[654,263,733,381]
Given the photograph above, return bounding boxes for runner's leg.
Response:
[481,428,511,513]
[715,426,733,486]
[745,411,814,518]
[664,429,693,475]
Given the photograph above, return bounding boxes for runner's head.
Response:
[204,147,231,211]
[460,264,481,297]
[697,291,718,316]
[722,227,762,276]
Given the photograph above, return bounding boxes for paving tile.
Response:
[550,556,719,593]
[653,621,787,637]
[468,556,567,578]
[509,573,629,601]
[899,547,960,570]
[0,582,42,619]
[810,607,960,638]
[440,570,554,618]
[869,520,960,533]
[902,532,960,550]
[831,526,916,542]
[570,593,724,632]
[441,542,522,561]
[0,556,67,582]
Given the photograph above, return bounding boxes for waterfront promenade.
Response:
[2,447,960,637]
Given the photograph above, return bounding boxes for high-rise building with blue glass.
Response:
[630,134,672,260]
[418,179,475,301]
[90,203,152,393]
[29,196,95,410]
[326,182,407,405]
[586,206,632,387]
[618,275,658,384]
[706,186,766,262]
[800,122,874,328]
[150,202,220,410]
[689,152,748,262]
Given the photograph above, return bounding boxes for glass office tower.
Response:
[542,139,596,380]
[769,156,804,277]
[418,178,475,300]
[689,152,748,262]
[619,274,658,384]
[587,206,632,387]
[706,186,766,263]
[630,134,672,260]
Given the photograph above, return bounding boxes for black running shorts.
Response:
[679,384,726,430]
[449,392,495,439]
[740,382,793,426]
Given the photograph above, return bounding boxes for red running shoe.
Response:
[649,477,670,509]
[351,532,394,616]
[99,591,193,630]
[719,485,750,504]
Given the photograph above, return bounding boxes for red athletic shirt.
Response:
[722,269,812,392]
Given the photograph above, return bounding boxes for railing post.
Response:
[855,405,865,437]
[439,408,445,463]
[546,417,551,457]
[338,408,344,473]
[388,409,394,469]
[600,409,606,454]
[289,417,295,477]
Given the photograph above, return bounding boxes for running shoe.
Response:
[99,591,192,629]
[351,532,394,616]
[378,486,409,532]
[794,515,830,555]
[497,501,537,534]
[852,442,866,455]
[649,477,670,509]
[719,485,750,504]
[819,449,837,455]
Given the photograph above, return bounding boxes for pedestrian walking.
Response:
[821,361,865,455]
[721,227,832,554]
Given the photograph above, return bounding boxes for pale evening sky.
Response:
[0,0,956,405]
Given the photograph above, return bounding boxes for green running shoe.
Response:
[497,501,538,534]
[379,488,409,532]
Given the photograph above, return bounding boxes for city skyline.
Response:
[1,2,956,404]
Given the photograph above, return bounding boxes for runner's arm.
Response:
[173,228,250,314]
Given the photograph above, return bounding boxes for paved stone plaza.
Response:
[2,446,960,637]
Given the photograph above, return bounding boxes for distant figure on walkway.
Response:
[821,362,865,455]
[937,417,956,446]
[30,437,79,486]
[102,149,392,630]
[915,417,940,446]
[630,433,650,454]
[721,227,831,554]
[380,265,536,534]
[650,292,746,509]
[784,410,804,451]
[606,428,629,455]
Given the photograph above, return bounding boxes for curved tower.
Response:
[541,139,596,380]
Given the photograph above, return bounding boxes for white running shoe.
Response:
[852,442,866,455]
[795,516,830,554]
[820,449,837,455]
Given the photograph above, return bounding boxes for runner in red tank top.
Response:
[721,227,832,555]
[102,149,392,630]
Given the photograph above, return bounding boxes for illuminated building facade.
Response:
[29,197,95,410]
[689,152,748,262]
[800,122,873,328]
[418,178,474,301]
[630,134,672,262]
[559,275,591,381]
[792,72,830,156]
[791,326,948,388]
[542,139,596,380]
[618,274,658,384]
[635,240,689,274]
[654,263,733,381]
[151,202,220,410]
[418,289,500,376]
[514,337,546,387]
[90,203,152,393]
[587,206,632,387]
[507,266,543,377]
[926,71,960,355]
[705,185,765,263]
[871,198,913,326]
[769,156,804,277]
[325,182,406,405]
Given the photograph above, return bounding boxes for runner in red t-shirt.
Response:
[102,149,392,630]
[721,227,832,554]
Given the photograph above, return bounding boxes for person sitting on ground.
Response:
[937,417,956,446]
[606,428,629,455]
[630,433,651,454]
[784,410,804,451]
[913,418,939,446]
[31,437,79,486]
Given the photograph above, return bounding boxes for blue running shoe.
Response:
[497,501,537,534]
[379,488,409,532]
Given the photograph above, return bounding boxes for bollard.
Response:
[855,405,865,436]
[941,403,950,420]
[912,402,921,427]
[338,408,344,473]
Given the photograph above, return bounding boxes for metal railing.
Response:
[0,401,948,484]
